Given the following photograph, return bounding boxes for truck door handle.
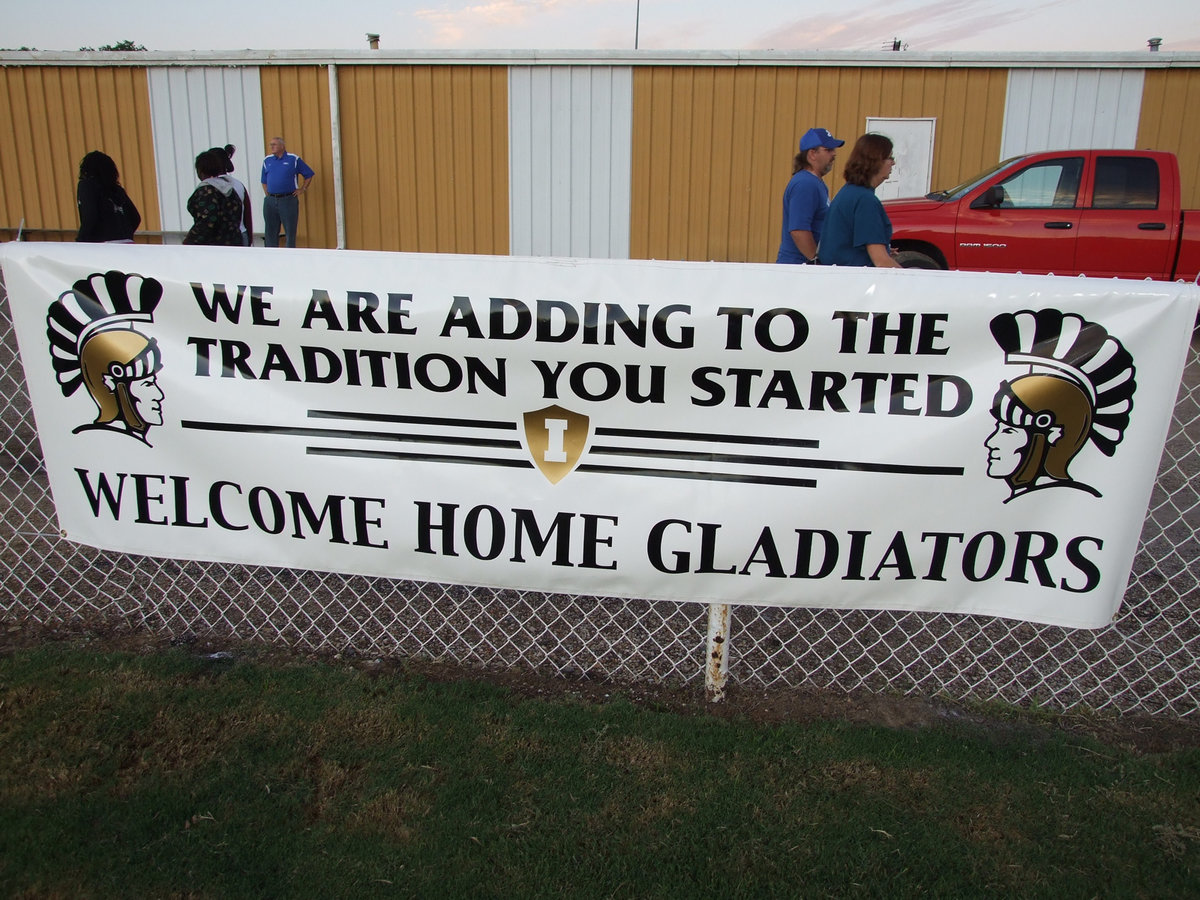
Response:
[1138,222,1167,231]
[1044,222,1073,230]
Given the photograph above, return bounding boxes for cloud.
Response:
[748,0,1071,51]
[415,0,561,44]
[1162,33,1200,50]
[417,0,638,47]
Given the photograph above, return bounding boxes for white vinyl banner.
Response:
[2,242,1196,628]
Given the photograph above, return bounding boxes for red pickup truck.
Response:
[884,149,1200,282]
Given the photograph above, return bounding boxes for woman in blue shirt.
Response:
[819,134,903,268]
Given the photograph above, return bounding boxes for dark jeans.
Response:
[263,193,300,248]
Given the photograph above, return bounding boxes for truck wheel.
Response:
[895,251,943,270]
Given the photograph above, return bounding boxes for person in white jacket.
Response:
[214,144,253,246]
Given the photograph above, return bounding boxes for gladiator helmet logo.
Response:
[985,309,1135,502]
[46,270,165,445]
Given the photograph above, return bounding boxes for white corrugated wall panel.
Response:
[148,67,264,238]
[1001,69,1145,158]
[509,66,632,259]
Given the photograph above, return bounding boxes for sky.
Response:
[6,0,1200,53]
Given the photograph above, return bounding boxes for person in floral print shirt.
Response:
[183,149,244,246]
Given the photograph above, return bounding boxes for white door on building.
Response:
[866,117,936,201]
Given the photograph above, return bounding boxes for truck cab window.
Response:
[997,158,1083,209]
[1092,157,1159,209]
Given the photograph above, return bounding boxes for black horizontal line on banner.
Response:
[180,420,521,450]
[308,409,517,431]
[307,446,534,469]
[594,426,820,450]
[306,445,817,489]
[590,444,963,476]
[575,463,818,489]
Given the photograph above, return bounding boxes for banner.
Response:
[2,242,1196,628]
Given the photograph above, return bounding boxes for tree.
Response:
[79,40,147,51]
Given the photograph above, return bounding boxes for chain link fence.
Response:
[2,281,1197,716]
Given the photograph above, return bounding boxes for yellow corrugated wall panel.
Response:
[0,66,158,241]
[1137,69,1200,211]
[259,66,335,249]
[336,66,509,254]
[631,66,1007,263]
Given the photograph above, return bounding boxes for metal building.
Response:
[2,49,1198,260]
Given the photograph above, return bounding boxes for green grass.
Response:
[1,644,1198,899]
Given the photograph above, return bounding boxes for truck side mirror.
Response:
[970,185,1006,210]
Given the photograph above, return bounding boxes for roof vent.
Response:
[1148,37,1163,51]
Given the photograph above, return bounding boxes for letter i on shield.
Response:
[522,404,590,484]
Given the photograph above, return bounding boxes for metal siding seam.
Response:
[707,70,735,262]
[531,69,554,255]
[433,68,455,252]
[1115,70,1146,149]
[395,68,420,251]
[610,67,633,261]
[412,68,438,253]
[587,69,611,258]
[0,72,18,224]
[630,67,663,260]
[1071,71,1103,147]
[687,68,714,260]
[452,68,472,252]
[571,68,593,257]
[25,70,54,227]
[1000,69,1032,158]
[328,65,345,249]
[550,68,572,256]
[491,66,510,254]
[507,67,532,256]
[1046,71,1075,150]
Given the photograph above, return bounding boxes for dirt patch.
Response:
[3,617,1198,755]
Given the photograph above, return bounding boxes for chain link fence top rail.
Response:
[1,278,1197,716]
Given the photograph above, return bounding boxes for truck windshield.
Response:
[927,157,1023,201]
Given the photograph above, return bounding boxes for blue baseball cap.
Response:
[799,128,845,152]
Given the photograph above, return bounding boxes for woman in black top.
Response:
[76,151,141,243]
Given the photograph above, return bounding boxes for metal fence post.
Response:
[705,602,731,702]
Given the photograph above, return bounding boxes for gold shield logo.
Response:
[523,404,590,484]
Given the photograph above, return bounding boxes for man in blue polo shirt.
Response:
[260,136,315,248]
[776,127,844,264]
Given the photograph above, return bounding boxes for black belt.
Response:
[268,192,293,197]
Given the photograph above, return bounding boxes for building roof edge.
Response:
[3,48,1200,68]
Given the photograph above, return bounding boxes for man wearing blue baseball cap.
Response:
[776,127,845,264]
